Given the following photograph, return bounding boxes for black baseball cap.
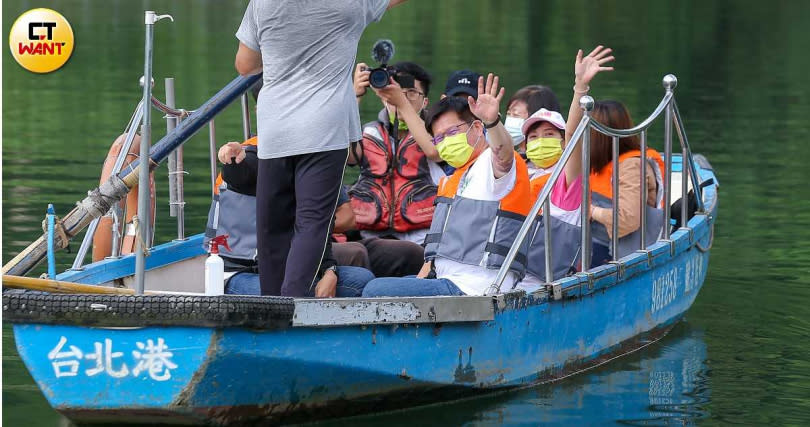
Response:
[444,70,481,99]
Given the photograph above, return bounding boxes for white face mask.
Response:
[504,115,526,146]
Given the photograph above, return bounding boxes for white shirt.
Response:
[434,149,519,295]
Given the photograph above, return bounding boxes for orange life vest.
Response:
[589,148,665,206]
[349,121,436,233]
[588,148,667,260]
[529,170,553,201]
[437,151,532,216]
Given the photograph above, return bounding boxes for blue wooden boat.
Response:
[3,138,718,426]
[1,15,718,423]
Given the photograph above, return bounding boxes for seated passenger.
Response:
[441,69,481,100]
[523,45,618,287]
[362,74,532,297]
[504,85,561,151]
[559,47,665,268]
[206,138,374,297]
[331,186,427,278]
[350,61,445,245]
[523,108,567,197]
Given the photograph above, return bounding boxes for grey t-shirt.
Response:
[236,0,389,159]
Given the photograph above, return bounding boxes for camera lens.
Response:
[369,69,390,89]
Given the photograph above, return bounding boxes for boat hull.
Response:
[13,239,710,425]
[10,157,718,424]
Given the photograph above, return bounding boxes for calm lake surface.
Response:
[3,0,810,425]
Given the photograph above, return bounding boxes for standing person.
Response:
[208,139,376,298]
[234,0,407,296]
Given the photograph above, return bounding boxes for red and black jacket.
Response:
[349,110,436,233]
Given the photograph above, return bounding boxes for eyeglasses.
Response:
[402,88,425,101]
[431,122,471,145]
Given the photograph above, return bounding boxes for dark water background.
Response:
[3,0,810,425]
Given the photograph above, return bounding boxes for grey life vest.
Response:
[204,185,258,263]
[590,194,664,258]
[423,155,533,280]
[526,213,582,281]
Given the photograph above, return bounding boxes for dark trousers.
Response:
[256,149,348,296]
[362,237,424,278]
[331,237,424,278]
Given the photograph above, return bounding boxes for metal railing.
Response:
[490,74,704,294]
[68,11,255,276]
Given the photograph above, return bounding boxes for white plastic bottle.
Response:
[205,235,230,296]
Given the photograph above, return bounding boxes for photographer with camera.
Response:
[234,0,407,297]
[350,54,446,247]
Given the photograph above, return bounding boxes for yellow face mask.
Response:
[437,132,474,168]
[526,137,563,168]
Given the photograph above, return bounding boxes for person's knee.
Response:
[333,242,370,268]
[336,266,375,297]
[225,272,262,295]
[360,278,389,297]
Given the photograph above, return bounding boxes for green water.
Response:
[3,0,810,425]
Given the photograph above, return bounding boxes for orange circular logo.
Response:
[8,8,74,73]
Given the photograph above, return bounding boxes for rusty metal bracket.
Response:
[683,226,694,244]
[607,260,625,281]
[548,283,562,301]
[659,238,675,257]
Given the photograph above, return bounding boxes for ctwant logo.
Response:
[9,8,74,73]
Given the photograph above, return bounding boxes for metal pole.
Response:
[611,136,620,261]
[166,78,178,218]
[164,77,186,241]
[241,93,251,140]
[543,199,552,283]
[639,130,648,250]
[662,76,676,240]
[135,10,172,294]
[135,12,156,295]
[46,204,56,278]
[681,134,689,229]
[580,96,594,273]
[175,117,186,241]
[109,207,121,258]
[209,119,217,195]
[671,99,705,212]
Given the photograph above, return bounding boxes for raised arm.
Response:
[563,46,615,185]
[373,79,441,161]
[468,73,511,178]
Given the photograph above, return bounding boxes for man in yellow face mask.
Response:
[362,73,533,297]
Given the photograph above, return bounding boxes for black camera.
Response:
[363,65,414,89]
[363,39,414,89]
